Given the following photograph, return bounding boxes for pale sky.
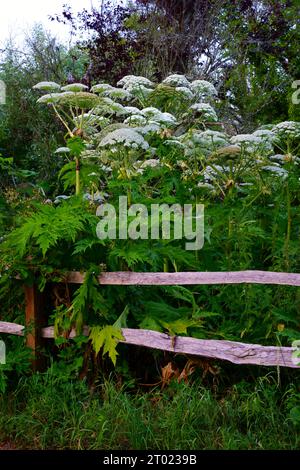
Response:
[0,0,96,46]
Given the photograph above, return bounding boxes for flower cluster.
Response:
[272,121,300,145]
[230,134,273,152]
[162,74,191,88]
[34,74,300,193]
[33,81,61,92]
[117,75,154,89]
[98,128,149,151]
[190,80,218,100]
[190,103,218,122]
[92,83,132,101]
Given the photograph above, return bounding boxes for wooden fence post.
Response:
[24,284,47,371]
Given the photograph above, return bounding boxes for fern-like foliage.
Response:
[5,199,95,258]
[69,270,109,334]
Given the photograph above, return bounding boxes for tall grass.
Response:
[0,369,299,450]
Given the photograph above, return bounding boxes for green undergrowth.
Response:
[0,368,299,450]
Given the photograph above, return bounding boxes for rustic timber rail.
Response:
[0,270,299,370]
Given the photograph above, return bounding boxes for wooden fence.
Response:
[0,270,299,370]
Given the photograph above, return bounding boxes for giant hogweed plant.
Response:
[1,74,300,369]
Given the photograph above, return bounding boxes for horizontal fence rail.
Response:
[1,271,300,370]
[66,270,300,286]
[0,321,298,368]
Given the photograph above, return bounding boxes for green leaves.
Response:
[160,318,200,336]
[70,270,109,334]
[6,199,94,258]
[0,156,13,170]
[67,136,85,158]
[89,325,124,365]
[88,305,128,365]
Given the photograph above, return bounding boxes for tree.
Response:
[0,25,89,187]
[51,1,149,85]
[51,0,300,128]
[220,0,300,128]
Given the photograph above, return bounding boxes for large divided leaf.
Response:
[6,200,95,257]
[89,325,124,365]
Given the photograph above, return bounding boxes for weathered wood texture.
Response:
[0,322,298,368]
[0,321,24,336]
[5,271,300,370]
[66,270,300,286]
[24,285,47,371]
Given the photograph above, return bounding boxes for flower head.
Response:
[162,74,190,88]
[190,80,217,99]
[61,83,89,92]
[190,103,218,122]
[33,81,61,91]
[99,128,149,150]
[117,75,153,89]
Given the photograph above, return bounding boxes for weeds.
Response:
[0,370,299,450]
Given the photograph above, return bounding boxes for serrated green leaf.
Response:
[72,238,105,255]
[67,136,85,157]
[139,316,162,332]
[89,325,124,365]
[113,305,129,329]
[160,318,199,336]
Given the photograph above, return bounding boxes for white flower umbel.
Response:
[190,130,229,148]
[37,93,63,104]
[55,147,70,154]
[273,121,300,132]
[109,102,127,116]
[190,103,218,122]
[99,128,149,150]
[125,84,153,98]
[140,107,161,118]
[91,84,114,94]
[190,80,218,100]
[94,98,126,117]
[123,106,143,116]
[134,122,161,135]
[36,91,76,105]
[164,139,185,148]
[162,74,190,88]
[179,130,229,158]
[269,153,300,164]
[261,165,288,177]
[117,75,153,89]
[140,159,160,168]
[230,134,273,152]
[175,86,194,99]
[153,112,177,127]
[92,84,132,101]
[141,107,177,126]
[124,115,147,126]
[269,154,286,163]
[61,83,89,92]
[108,88,132,101]
[272,121,300,141]
[253,129,275,143]
[33,81,61,91]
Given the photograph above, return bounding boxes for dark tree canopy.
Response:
[51,0,300,127]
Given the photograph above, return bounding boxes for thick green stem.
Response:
[52,104,74,137]
[284,182,291,270]
[75,158,80,195]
